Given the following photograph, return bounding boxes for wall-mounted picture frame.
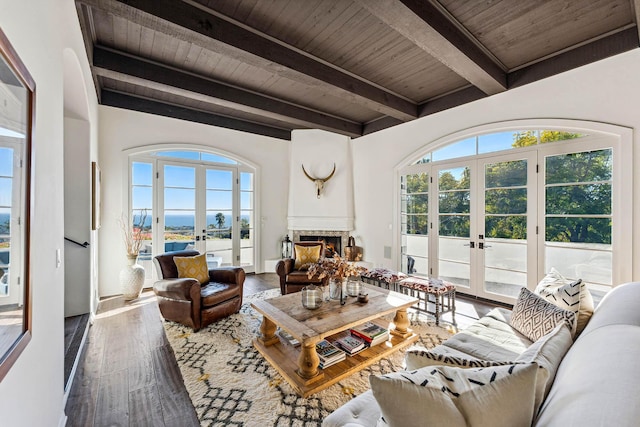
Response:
[91,161,101,230]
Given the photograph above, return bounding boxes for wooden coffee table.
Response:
[251,285,419,397]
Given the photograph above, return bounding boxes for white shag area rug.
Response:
[163,289,454,426]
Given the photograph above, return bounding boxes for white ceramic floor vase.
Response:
[121,254,145,300]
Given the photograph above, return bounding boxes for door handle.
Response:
[463,242,475,248]
[479,242,492,249]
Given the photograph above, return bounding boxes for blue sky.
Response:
[433,132,534,185]
[132,155,253,215]
[431,130,535,162]
[0,148,13,210]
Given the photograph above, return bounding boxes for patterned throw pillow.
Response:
[534,268,594,335]
[174,253,209,285]
[370,363,539,427]
[404,348,515,369]
[510,287,576,341]
[294,244,322,270]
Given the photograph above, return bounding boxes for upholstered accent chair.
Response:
[152,250,245,331]
[275,241,328,295]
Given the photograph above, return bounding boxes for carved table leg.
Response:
[297,341,320,379]
[258,316,279,346]
[391,307,412,339]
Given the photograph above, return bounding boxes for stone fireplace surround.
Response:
[292,230,350,257]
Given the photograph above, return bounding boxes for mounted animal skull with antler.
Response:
[302,163,336,198]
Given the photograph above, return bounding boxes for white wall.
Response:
[0,0,99,425]
[352,49,640,280]
[98,106,289,297]
[63,117,90,317]
[288,129,354,231]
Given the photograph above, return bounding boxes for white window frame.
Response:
[395,119,632,298]
[123,144,262,281]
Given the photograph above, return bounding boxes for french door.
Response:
[476,152,537,301]
[401,128,626,304]
[403,151,537,303]
[0,141,23,304]
[157,160,254,272]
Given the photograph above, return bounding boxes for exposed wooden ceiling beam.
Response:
[75,2,101,102]
[101,89,291,140]
[509,28,639,88]
[92,46,362,138]
[357,0,507,95]
[362,86,487,135]
[77,0,417,121]
[419,86,487,117]
[362,117,404,136]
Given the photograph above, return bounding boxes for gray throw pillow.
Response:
[510,287,576,342]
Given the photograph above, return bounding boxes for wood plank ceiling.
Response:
[75,0,640,140]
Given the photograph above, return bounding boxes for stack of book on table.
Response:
[328,331,367,356]
[350,322,390,347]
[277,328,300,347]
[316,339,346,369]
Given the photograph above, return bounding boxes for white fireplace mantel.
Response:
[288,216,354,231]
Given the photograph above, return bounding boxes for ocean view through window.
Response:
[130,149,257,282]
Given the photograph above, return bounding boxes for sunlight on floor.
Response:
[95,291,157,319]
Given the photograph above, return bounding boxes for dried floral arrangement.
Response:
[307,254,368,281]
[118,209,148,256]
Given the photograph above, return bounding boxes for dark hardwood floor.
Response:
[64,313,90,391]
[65,273,500,426]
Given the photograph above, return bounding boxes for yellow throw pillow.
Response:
[174,253,209,284]
[294,244,322,270]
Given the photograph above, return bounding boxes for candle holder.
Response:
[347,278,361,297]
[301,284,323,310]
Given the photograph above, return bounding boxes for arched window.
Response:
[398,123,631,304]
[128,148,257,284]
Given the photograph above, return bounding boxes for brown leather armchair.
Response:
[275,241,328,295]
[153,250,245,331]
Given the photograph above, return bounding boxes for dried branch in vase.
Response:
[307,254,367,281]
[118,209,148,256]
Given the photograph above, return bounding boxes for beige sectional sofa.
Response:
[323,281,640,426]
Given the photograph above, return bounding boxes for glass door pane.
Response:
[163,164,196,252]
[437,165,472,289]
[150,156,256,272]
[131,161,154,281]
[0,146,18,302]
[205,169,233,266]
[544,149,612,300]
[480,157,531,300]
[400,173,428,276]
[239,172,254,270]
